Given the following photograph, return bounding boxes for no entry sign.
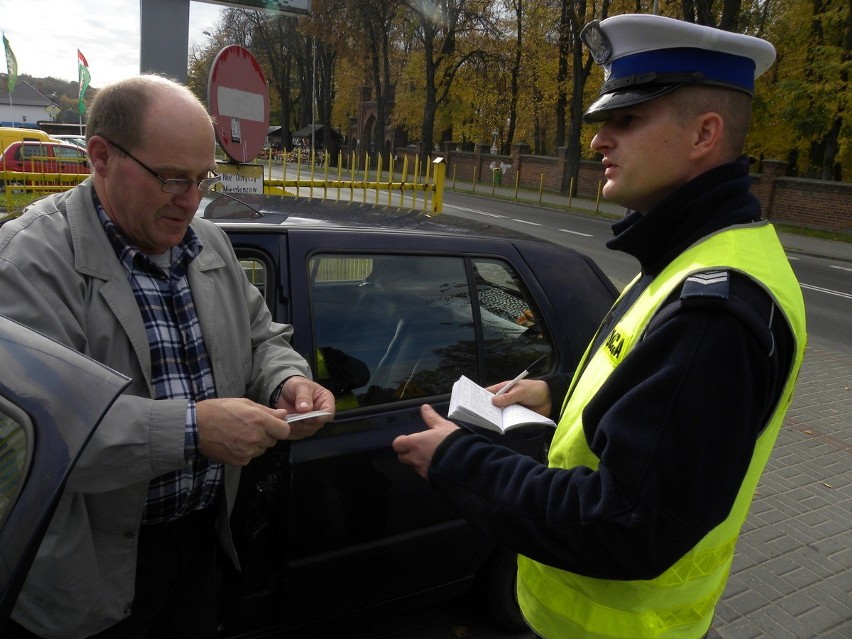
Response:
[208,45,270,163]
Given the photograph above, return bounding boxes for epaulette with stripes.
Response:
[680,270,730,301]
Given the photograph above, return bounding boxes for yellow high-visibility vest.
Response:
[517,222,807,639]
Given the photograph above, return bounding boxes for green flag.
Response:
[78,49,90,115]
[3,33,17,95]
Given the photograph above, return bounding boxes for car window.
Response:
[472,258,553,384]
[53,146,85,161]
[307,253,554,410]
[241,257,267,298]
[0,402,33,528]
[20,144,45,160]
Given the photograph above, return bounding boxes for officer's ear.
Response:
[689,112,724,161]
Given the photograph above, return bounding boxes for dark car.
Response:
[200,194,619,637]
[0,316,129,634]
[0,194,616,636]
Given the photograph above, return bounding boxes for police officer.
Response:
[393,14,807,639]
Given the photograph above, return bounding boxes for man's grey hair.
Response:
[86,74,212,150]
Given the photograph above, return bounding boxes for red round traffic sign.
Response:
[207,45,270,163]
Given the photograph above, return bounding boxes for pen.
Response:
[494,355,548,396]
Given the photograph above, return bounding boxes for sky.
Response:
[1,0,225,87]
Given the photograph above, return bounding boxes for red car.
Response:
[1,140,90,181]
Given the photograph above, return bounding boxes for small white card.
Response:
[284,410,332,423]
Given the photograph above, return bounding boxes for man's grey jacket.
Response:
[0,180,311,638]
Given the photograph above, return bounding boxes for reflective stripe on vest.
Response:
[517,222,807,639]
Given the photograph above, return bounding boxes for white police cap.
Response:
[581,14,776,122]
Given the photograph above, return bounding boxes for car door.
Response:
[220,225,615,634]
[18,143,56,173]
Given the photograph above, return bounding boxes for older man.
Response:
[1,75,334,638]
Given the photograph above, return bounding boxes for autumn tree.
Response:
[342,0,404,162]
[243,11,301,148]
[502,0,524,153]
[401,0,498,161]
[559,0,612,195]
[790,0,848,179]
[521,2,561,154]
[745,0,849,180]
[296,0,350,157]
[186,0,848,182]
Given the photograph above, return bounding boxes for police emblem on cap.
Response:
[582,21,612,65]
[581,14,776,122]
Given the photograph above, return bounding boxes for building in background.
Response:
[0,81,56,128]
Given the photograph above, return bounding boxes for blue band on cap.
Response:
[608,47,756,93]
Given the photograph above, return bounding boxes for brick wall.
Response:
[769,180,852,232]
[394,145,850,234]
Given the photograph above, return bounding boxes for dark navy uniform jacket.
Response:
[428,158,794,580]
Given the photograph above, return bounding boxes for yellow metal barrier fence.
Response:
[2,149,446,218]
[258,148,446,214]
[1,153,90,217]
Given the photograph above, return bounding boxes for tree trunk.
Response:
[554,0,570,151]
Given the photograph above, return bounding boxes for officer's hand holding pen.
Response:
[488,356,553,417]
[494,355,547,396]
[494,369,530,396]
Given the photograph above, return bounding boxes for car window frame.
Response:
[231,238,557,414]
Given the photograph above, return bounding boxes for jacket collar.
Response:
[606,157,762,275]
[65,179,222,280]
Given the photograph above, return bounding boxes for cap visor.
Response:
[583,85,680,122]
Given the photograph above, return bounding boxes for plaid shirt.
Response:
[95,197,223,524]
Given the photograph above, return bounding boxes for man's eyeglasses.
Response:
[104,138,221,194]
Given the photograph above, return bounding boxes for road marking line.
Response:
[444,204,505,217]
[801,283,852,300]
[829,265,852,272]
[444,203,594,237]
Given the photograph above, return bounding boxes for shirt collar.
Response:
[92,190,203,274]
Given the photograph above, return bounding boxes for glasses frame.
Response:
[104,138,220,194]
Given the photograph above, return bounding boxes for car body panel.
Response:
[0,316,130,630]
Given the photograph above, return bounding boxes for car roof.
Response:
[200,193,553,244]
[7,140,86,151]
[50,135,87,146]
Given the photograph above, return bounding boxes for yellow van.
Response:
[0,127,53,153]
